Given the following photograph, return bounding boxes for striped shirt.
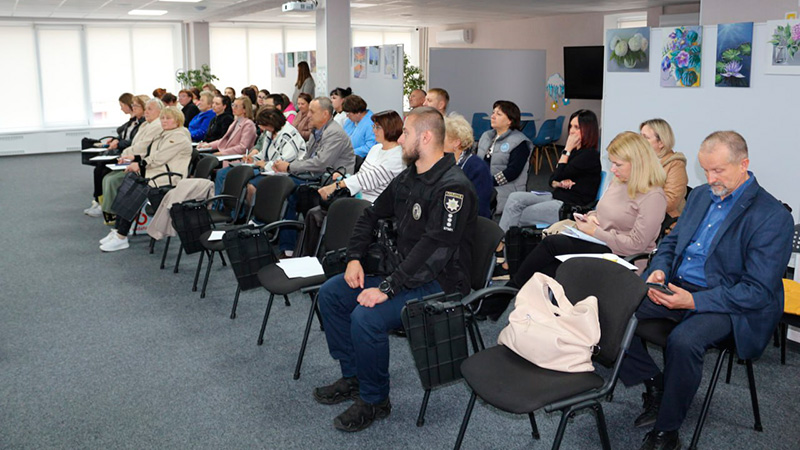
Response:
[344,143,405,203]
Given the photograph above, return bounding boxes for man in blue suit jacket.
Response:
[618,131,794,450]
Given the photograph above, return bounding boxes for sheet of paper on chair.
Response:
[207,230,226,241]
[82,148,106,153]
[216,154,244,161]
[556,253,638,271]
[89,155,118,161]
[105,164,129,170]
[561,226,608,246]
[277,257,325,278]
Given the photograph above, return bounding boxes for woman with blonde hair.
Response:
[640,118,688,226]
[444,114,493,218]
[199,96,256,156]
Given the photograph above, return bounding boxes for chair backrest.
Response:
[319,198,372,254]
[555,258,648,367]
[521,120,537,142]
[471,112,491,141]
[532,119,557,146]
[221,165,256,213]
[193,156,220,180]
[470,216,505,291]
[251,175,297,224]
[595,171,608,201]
[793,224,800,253]
[551,115,566,142]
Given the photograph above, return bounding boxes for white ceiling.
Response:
[1,0,691,26]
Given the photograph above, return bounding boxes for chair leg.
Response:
[200,251,215,299]
[230,285,242,319]
[149,237,156,254]
[283,294,291,307]
[173,243,183,273]
[417,389,431,427]
[532,148,540,175]
[160,237,171,269]
[780,322,788,365]
[257,293,275,346]
[773,326,780,347]
[528,412,540,440]
[475,323,486,351]
[745,359,763,432]
[689,348,728,450]
[592,403,611,450]
[294,292,319,380]
[192,250,204,292]
[551,409,574,450]
[725,349,734,384]
[220,251,227,267]
[466,320,480,354]
[453,392,477,450]
[314,303,325,331]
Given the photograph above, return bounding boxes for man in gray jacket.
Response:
[273,96,355,254]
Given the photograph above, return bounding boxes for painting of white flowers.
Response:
[661,26,702,87]
[607,27,650,72]
[764,19,800,75]
[715,22,753,88]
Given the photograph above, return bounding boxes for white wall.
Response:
[0,126,117,156]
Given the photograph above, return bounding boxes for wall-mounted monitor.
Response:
[563,46,604,100]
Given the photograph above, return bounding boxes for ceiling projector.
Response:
[282,1,316,12]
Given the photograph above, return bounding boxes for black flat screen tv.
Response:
[563,46,604,100]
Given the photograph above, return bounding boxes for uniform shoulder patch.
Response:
[444,191,464,214]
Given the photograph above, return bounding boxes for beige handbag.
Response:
[497,272,601,372]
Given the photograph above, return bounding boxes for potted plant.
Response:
[175,64,219,89]
[403,53,425,97]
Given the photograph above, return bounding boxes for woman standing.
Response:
[444,114,494,218]
[292,61,316,106]
[476,100,533,212]
[640,118,688,228]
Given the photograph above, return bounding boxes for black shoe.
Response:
[639,430,681,450]
[313,377,359,405]
[333,397,391,432]
[634,384,664,428]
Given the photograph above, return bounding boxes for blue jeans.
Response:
[278,175,312,252]
[318,274,443,403]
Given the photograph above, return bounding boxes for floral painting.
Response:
[607,27,650,72]
[715,22,752,87]
[368,46,380,73]
[287,52,295,68]
[274,53,285,78]
[768,19,800,66]
[661,26,702,87]
[353,46,367,79]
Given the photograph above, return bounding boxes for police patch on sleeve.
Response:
[443,191,464,232]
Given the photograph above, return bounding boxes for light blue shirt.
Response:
[343,109,376,158]
[675,173,754,286]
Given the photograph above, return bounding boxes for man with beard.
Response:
[313,107,477,432]
[618,131,793,450]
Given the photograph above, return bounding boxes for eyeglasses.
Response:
[372,124,382,129]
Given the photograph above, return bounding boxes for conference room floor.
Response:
[1,152,798,449]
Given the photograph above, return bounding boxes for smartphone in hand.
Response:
[573,212,587,222]
[646,282,675,295]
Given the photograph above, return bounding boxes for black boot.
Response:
[639,430,681,450]
[634,379,664,428]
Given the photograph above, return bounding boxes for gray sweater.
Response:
[289,119,355,178]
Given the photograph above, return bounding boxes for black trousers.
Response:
[116,216,134,236]
[510,234,610,287]
[93,165,111,199]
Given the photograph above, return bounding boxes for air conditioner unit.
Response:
[659,13,700,27]
[436,29,472,45]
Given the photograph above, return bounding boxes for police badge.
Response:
[412,203,422,220]
[443,191,463,232]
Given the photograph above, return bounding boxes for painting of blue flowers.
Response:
[661,26,702,87]
[715,22,753,87]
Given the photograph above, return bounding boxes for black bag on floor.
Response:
[223,225,277,291]
[401,292,468,389]
[505,226,544,277]
[170,200,213,255]
[112,173,151,222]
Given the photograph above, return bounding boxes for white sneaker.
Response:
[99,229,118,245]
[100,234,129,252]
[85,203,103,217]
[84,200,100,215]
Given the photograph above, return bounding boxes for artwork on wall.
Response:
[274,53,285,78]
[607,27,650,72]
[765,19,800,75]
[661,26,702,87]
[546,73,566,111]
[715,22,753,87]
[287,52,295,68]
[368,46,381,73]
[353,46,367,79]
[383,45,399,79]
[297,51,309,64]
[310,51,317,72]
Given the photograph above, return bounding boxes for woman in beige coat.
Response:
[640,119,688,224]
[99,107,192,252]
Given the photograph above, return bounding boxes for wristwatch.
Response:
[378,278,394,298]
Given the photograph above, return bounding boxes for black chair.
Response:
[777,223,800,365]
[635,319,762,449]
[453,258,648,450]
[227,175,298,319]
[255,197,371,380]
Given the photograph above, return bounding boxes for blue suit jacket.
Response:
[646,176,793,359]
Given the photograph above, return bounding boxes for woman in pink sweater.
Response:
[506,131,666,291]
[199,96,256,155]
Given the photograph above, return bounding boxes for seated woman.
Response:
[203,95,234,143]
[297,110,406,256]
[161,93,177,107]
[187,91,216,142]
[499,109,602,231]
[281,93,298,125]
[444,114,493,218]
[293,93,313,141]
[86,93,146,217]
[640,118,687,232]
[329,87,352,126]
[198,96,256,156]
[99,106,193,252]
[224,87,236,102]
[256,89,270,109]
[341,95,375,158]
[506,131,666,290]
[476,100,533,212]
[241,87,258,115]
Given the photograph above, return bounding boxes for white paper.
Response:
[89,155,118,161]
[276,256,325,278]
[197,147,215,153]
[561,226,608,246]
[217,154,244,161]
[207,230,226,241]
[191,142,199,147]
[105,164,129,170]
[81,148,105,153]
[556,253,638,271]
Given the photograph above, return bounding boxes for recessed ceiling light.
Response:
[128,9,168,16]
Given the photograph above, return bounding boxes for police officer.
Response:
[313,107,477,432]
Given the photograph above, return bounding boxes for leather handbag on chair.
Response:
[498,272,600,373]
[111,172,152,222]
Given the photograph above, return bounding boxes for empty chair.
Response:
[530,119,557,175]
[470,112,491,142]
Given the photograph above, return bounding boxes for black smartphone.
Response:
[646,282,675,295]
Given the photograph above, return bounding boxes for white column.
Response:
[315,0,351,97]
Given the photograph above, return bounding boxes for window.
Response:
[87,27,133,125]
[37,26,88,127]
[0,25,41,131]
[617,14,648,29]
